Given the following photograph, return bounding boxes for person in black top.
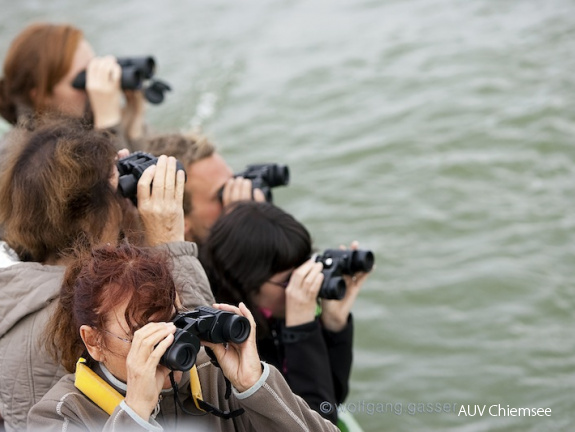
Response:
[199,201,372,424]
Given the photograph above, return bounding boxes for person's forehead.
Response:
[187,154,232,190]
[65,39,95,79]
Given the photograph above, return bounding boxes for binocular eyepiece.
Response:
[72,56,171,104]
[217,163,290,203]
[117,151,186,205]
[160,306,251,371]
[315,249,374,300]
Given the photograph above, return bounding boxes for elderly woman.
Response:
[0,121,213,431]
[27,243,337,431]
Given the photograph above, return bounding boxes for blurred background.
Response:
[1,1,574,430]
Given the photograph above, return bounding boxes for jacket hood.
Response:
[0,261,64,338]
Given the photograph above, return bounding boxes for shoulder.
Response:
[28,374,108,429]
[162,241,199,258]
[29,374,82,415]
[35,374,78,403]
[0,263,64,336]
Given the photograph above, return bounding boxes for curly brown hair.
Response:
[0,120,120,262]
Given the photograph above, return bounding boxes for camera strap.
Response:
[74,358,124,415]
[170,369,245,420]
[74,357,244,421]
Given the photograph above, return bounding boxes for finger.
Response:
[221,179,233,205]
[350,240,359,250]
[309,271,324,296]
[136,164,156,205]
[239,178,252,201]
[132,322,176,343]
[253,188,266,202]
[89,56,118,84]
[117,149,130,160]
[212,303,241,315]
[164,156,177,197]
[292,259,316,279]
[299,262,323,296]
[151,155,168,197]
[108,61,122,85]
[175,169,185,204]
[131,323,176,356]
[238,302,257,336]
[202,341,226,358]
[149,332,175,363]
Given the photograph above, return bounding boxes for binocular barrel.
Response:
[315,248,374,300]
[241,163,290,188]
[320,249,375,274]
[217,163,290,204]
[159,306,251,371]
[116,151,186,205]
[72,56,156,90]
[117,57,155,79]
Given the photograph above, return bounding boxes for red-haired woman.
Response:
[28,243,338,432]
[0,22,146,151]
[0,122,213,431]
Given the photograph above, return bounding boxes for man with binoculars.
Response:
[144,133,282,246]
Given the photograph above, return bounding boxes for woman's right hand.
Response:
[136,155,186,246]
[202,303,263,393]
[124,322,176,420]
[86,56,123,130]
[285,260,324,327]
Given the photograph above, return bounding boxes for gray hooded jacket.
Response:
[0,241,214,432]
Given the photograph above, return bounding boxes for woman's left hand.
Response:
[137,155,186,246]
[320,241,371,332]
[202,303,263,393]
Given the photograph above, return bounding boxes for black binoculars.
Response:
[160,306,251,371]
[117,151,186,205]
[217,163,290,203]
[72,56,171,104]
[315,249,375,300]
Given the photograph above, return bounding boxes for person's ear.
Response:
[80,325,105,362]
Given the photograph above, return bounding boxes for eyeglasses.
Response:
[267,274,291,289]
[102,329,132,344]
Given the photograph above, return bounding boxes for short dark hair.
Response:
[200,201,312,334]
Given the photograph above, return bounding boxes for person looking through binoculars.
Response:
[145,133,269,246]
[0,22,151,152]
[0,121,213,431]
[28,243,339,432]
[199,201,373,424]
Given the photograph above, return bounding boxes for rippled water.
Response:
[2,1,574,430]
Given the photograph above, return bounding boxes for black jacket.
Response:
[256,315,354,424]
